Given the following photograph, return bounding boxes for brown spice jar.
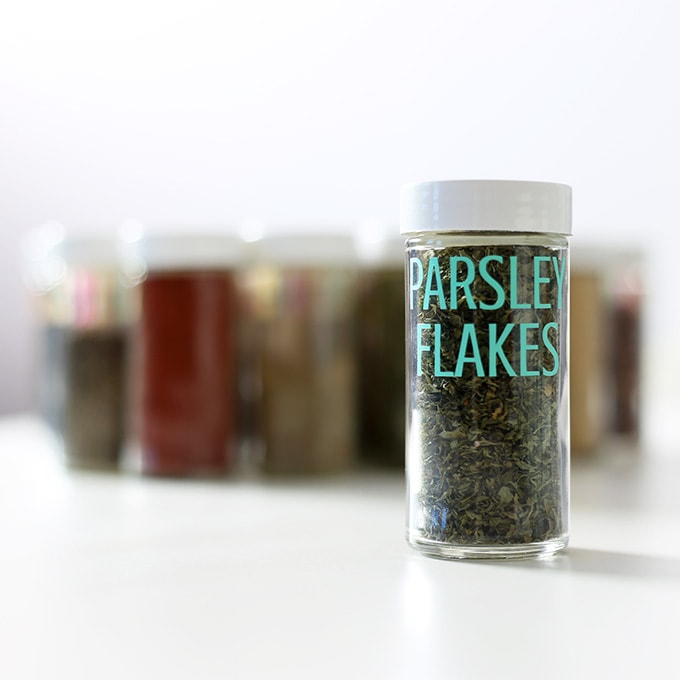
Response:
[255,269,357,474]
[137,271,238,476]
[247,233,358,475]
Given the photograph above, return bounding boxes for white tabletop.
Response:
[1,415,679,680]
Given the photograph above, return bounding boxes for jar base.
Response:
[407,532,568,560]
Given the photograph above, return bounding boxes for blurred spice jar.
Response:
[354,227,406,469]
[245,231,358,475]
[570,245,644,455]
[23,224,131,469]
[124,226,245,477]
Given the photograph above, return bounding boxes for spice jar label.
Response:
[409,251,566,378]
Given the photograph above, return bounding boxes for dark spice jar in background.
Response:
[606,250,643,442]
[126,230,244,477]
[22,225,130,469]
[354,228,406,469]
[402,180,572,560]
[247,232,358,475]
[570,245,644,455]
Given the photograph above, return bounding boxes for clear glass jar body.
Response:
[356,264,405,468]
[570,247,643,455]
[405,231,570,559]
[606,252,643,442]
[32,252,130,470]
[133,268,240,477]
[569,265,604,455]
[248,264,357,475]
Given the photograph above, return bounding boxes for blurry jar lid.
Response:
[120,221,245,273]
[22,222,122,293]
[247,226,357,268]
[570,242,646,297]
[571,243,644,273]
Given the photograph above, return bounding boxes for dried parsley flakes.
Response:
[405,237,569,558]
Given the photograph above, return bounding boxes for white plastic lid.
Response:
[400,180,572,235]
[120,222,245,271]
[21,223,125,293]
[23,223,121,266]
[58,233,123,266]
[251,231,356,267]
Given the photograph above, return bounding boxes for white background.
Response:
[1,1,679,448]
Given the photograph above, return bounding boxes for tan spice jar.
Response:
[246,231,358,475]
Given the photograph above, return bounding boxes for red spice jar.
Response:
[126,230,244,477]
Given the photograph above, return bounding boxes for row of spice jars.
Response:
[23,223,407,476]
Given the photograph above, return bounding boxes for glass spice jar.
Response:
[401,180,572,559]
[606,248,644,443]
[23,224,131,469]
[570,245,644,455]
[246,231,358,475]
[125,229,244,477]
[354,227,406,469]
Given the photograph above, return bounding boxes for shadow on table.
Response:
[510,547,680,583]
